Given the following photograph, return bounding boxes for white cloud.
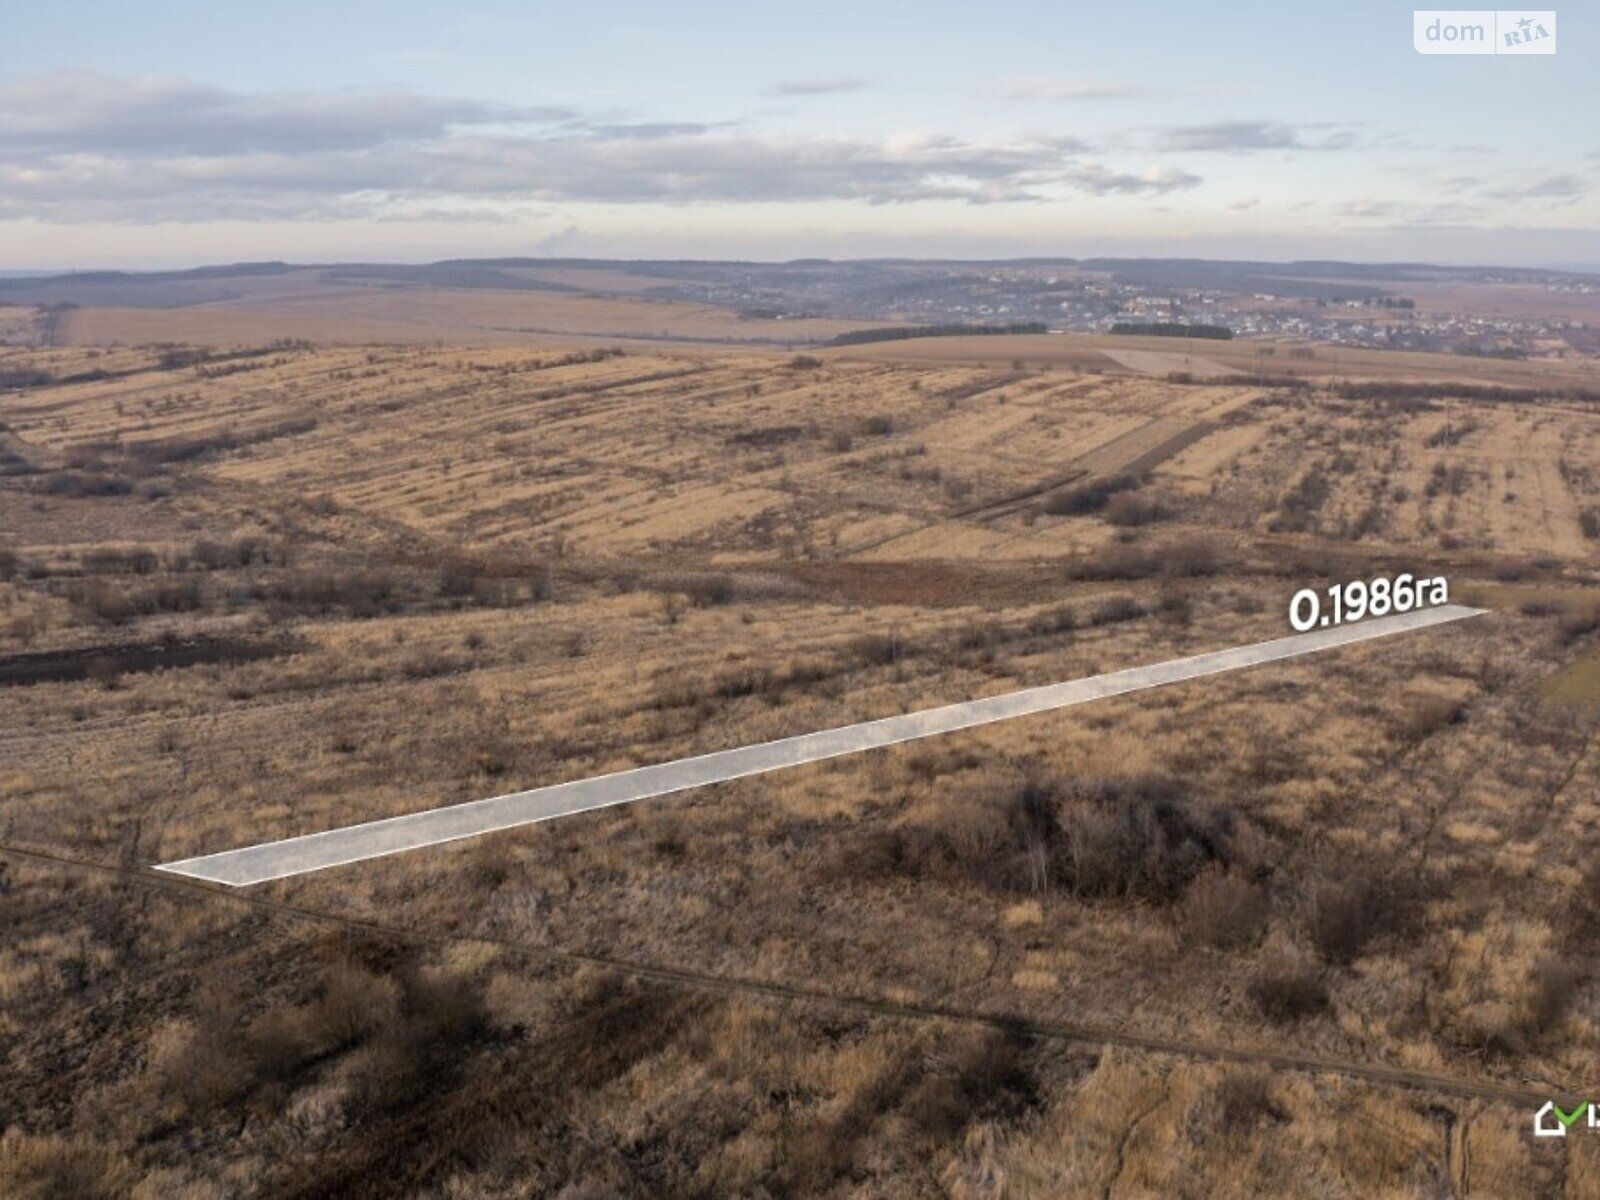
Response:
[761,79,873,97]
[998,77,1245,103]
[1153,121,1358,153]
[0,72,1202,222]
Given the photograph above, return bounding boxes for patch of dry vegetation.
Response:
[2,337,1598,1194]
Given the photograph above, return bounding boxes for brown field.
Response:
[51,284,880,351]
[835,330,1600,389]
[3,332,1600,1196]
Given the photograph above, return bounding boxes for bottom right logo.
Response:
[1534,1101,1598,1137]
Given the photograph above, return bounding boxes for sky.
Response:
[1,0,1595,269]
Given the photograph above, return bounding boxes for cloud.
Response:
[999,77,1165,102]
[1334,200,1401,218]
[761,79,872,97]
[0,69,570,155]
[1437,173,1587,206]
[1054,164,1201,195]
[0,72,1202,222]
[1153,120,1357,153]
[1228,198,1260,210]
[998,77,1245,103]
[1498,173,1585,200]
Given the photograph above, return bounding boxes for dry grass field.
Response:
[48,282,881,351]
[4,331,1600,1196]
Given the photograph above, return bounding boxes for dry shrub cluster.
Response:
[1434,915,1585,1057]
[855,774,1246,905]
[1059,776,1239,902]
[1181,866,1270,950]
[1301,869,1414,965]
[65,576,204,625]
[1396,694,1465,744]
[1268,464,1331,533]
[0,1129,138,1200]
[33,470,134,499]
[144,957,492,1125]
[759,1028,1038,1196]
[1064,538,1222,581]
[1249,951,1329,1023]
[1103,488,1169,527]
[1041,472,1146,517]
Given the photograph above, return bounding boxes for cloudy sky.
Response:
[1,0,1595,268]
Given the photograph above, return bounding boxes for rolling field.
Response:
[3,335,1600,1195]
[46,283,885,350]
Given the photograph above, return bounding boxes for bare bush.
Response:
[1060,778,1233,903]
[1042,473,1145,517]
[1397,695,1464,743]
[0,1130,138,1200]
[1181,867,1269,949]
[1104,490,1167,527]
[305,962,402,1050]
[1089,595,1145,626]
[1302,870,1410,964]
[1249,954,1328,1022]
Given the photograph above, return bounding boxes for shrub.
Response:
[1156,590,1194,626]
[1397,695,1465,743]
[36,470,133,498]
[1211,1073,1283,1134]
[1064,539,1219,581]
[860,414,895,436]
[1268,465,1330,533]
[345,966,491,1115]
[684,573,736,607]
[1060,779,1233,902]
[1303,870,1410,964]
[306,962,402,1050]
[146,1009,254,1115]
[82,546,159,575]
[1249,955,1328,1022]
[1558,607,1600,644]
[185,537,274,570]
[1042,473,1145,517]
[1025,605,1077,636]
[253,569,405,618]
[0,1130,138,1200]
[0,366,55,388]
[1089,595,1145,625]
[1182,867,1269,949]
[1523,957,1584,1040]
[1104,490,1167,526]
[848,630,905,667]
[68,577,206,624]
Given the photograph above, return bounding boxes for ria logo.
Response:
[1501,12,1553,47]
[1533,1101,1599,1138]
[1413,10,1557,54]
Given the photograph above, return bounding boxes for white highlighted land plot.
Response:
[157,605,1484,887]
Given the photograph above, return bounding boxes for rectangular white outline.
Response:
[156,605,1484,887]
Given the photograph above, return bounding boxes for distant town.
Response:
[643,258,1600,359]
[2,255,1596,358]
